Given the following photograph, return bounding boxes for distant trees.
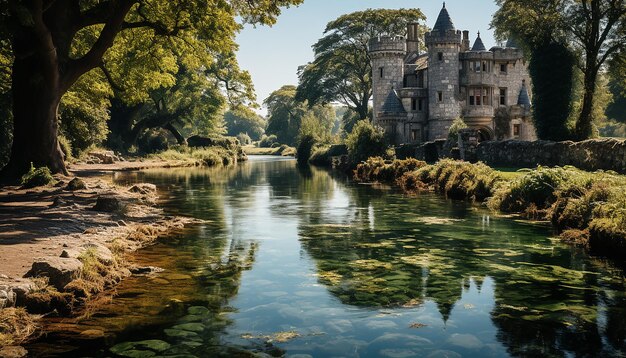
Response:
[0,0,302,180]
[224,107,266,141]
[264,85,336,147]
[296,9,427,124]
[492,0,626,140]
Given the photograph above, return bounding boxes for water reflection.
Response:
[26,157,626,357]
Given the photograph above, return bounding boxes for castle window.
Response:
[418,98,423,111]
[379,67,384,78]
[500,63,507,73]
[438,52,443,61]
[482,61,489,72]
[499,88,507,105]
[411,99,417,111]
[411,129,421,141]
[437,91,443,102]
[474,61,481,72]
[513,124,521,136]
[469,87,492,106]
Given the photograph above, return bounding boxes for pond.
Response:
[27,156,626,357]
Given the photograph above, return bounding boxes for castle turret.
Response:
[425,2,462,140]
[407,23,421,54]
[369,36,406,124]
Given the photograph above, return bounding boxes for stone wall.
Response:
[400,138,626,173]
[475,139,626,173]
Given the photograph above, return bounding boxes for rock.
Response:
[0,346,28,358]
[172,323,204,333]
[81,243,114,265]
[130,266,164,275]
[89,151,116,164]
[0,289,17,308]
[93,195,125,212]
[0,274,9,279]
[129,183,157,195]
[187,306,210,316]
[164,328,198,338]
[83,228,98,234]
[25,257,83,290]
[50,197,67,208]
[66,178,87,191]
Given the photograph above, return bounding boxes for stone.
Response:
[65,178,87,191]
[172,323,204,333]
[0,274,8,279]
[129,183,157,195]
[130,266,164,275]
[0,346,28,358]
[81,243,114,265]
[49,197,67,208]
[25,257,83,290]
[93,195,125,212]
[187,306,210,316]
[89,151,116,164]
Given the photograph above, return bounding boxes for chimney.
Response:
[462,30,470,51]
[407,23,420,54]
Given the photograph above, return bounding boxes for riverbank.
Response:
[243,144,296,156]
[0,169,203,355]
[354,157,626,262]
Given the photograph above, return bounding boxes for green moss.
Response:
[20,163,55,188]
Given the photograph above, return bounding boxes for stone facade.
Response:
[369,3,537,145]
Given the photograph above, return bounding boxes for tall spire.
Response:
[432,2,455,33]
[518,80,531,107]
[471,31,486,51]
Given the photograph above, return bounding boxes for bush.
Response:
[346,120,387,165]
[296,134,316,166]
[58,134,73,161]
[309,144,348,167]
[20,163,55,188]
[138,130,170,154]
[236,133,252,146]
[447,117,468,141]
[354,157,426,184]
[259,134,278,148]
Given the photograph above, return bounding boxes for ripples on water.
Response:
[28,156,626,357]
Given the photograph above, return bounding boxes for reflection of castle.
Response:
[369,3,537,144]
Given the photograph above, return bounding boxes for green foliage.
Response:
[346,120,388,165]
[236,133,252,146]
[296,9,427,120]
[225,108,266,140]
[528,42,575,141]
[20,163,54,188]
[57,134,73,161]
[447,117,468,141]
[151,145,240,167]
[259,134,278,148]
[354,157,426,184]
[296,134,317,166]
[265,85,335,146]
[138,129,171,154]
[309,144,348,167]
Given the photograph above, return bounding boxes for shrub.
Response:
[58,134,73,161]
[309,144,348,167]
[416,160,501,201]
[20,163,54,188]
[138,130,170,154]
[346,120,387,165]
[354,157,427,184]
[489,167,571,213]
[447,117,468,141]
[297,134,317,166]
[236,133,252,146]
[259,134,278,148]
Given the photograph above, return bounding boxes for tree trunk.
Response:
[165,122,187,145]
[0,51,67,181]
[575,69,598,140]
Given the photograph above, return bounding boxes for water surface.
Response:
[28,156,626,357]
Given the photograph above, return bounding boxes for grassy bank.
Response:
[243,144,296,156]
[355,158,626,259]
[150,145,245,166]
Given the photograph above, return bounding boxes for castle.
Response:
[369,3,536,144]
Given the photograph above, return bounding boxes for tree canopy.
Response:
[0,0,302,179]
[296,9,428,123]
[492,0,626,140]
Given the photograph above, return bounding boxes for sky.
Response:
[236,0,500,112]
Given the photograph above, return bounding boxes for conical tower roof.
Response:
[471,31,486,51]
[518,81,531,106]
[506,37,519,48]
[432,2,455,33]
[381,89,405,114]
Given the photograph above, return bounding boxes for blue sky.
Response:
[236,0,499,110]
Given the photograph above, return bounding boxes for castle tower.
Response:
[425,2,462,140]
[369,36,406,124]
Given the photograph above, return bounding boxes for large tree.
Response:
[296,9,427,122]
[0,0,301,180]
[492,0,626,140]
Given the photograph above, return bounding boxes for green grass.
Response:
[20,163,55,188]
[243,145,295,156]
[150,146,240,166]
